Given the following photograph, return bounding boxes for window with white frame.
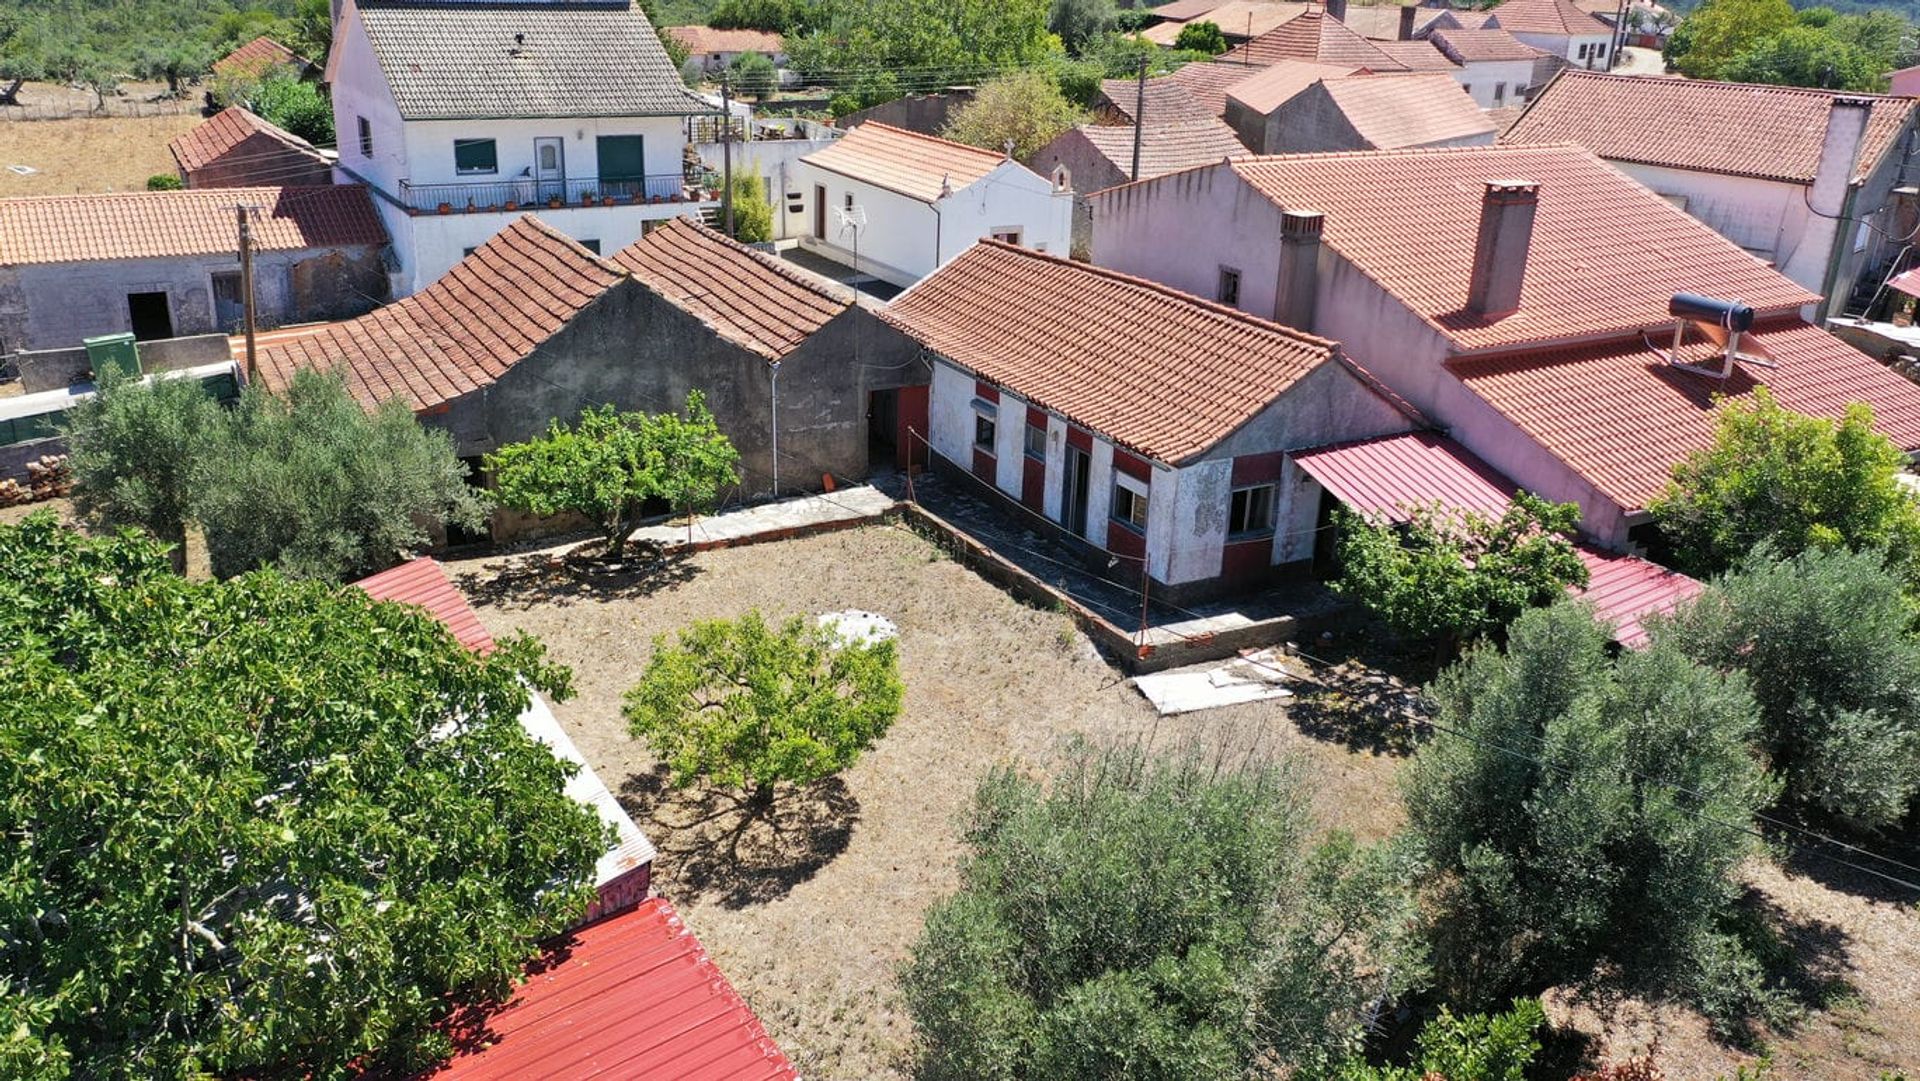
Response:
[973,400,998,451]
[454,138,498,174]
[1229,484,1275,536]
[1112,473,1149,530]
[1024,421,1046,459]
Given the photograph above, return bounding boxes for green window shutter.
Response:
[454,138,497,174]
[597,135,645,183]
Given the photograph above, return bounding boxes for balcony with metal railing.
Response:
[395,174,714,215]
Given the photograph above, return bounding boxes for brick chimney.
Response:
[1275,210,1325,331]
[1399,4,1417,39]
[1326,0,1349,22]
[1466,180,1538,317]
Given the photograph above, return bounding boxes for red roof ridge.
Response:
[1544,67,1916,103]
[512,210,627,276]
[630,215,853,304]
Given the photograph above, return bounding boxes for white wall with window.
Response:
[1447,58,1535,109]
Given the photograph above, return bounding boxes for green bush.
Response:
[725,49,777,98]
[1174,20,1228,54]
[728,166,775,243]
[1310,998,1546,1081]
[248,70,333,144]
[145,172,183,190]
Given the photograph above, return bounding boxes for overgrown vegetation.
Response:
[1174,20,1229,54]
[1666,0,1914,89]
[65,367,485,581]
[1310,998,1546,1081]
[941,69,1084,159]
[900,743,1422,1079]
[0,0,329,99]
[729,165,776,243]
[624,610,904,808]
[241,68,332,142]
[0,514,603,1078]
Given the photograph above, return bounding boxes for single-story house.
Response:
[880,240,1417,602]
[1091,76,1218,127]
[168,106,335,189]
[1226,71,1496,153]
[792,122,1073,287]
[1141,0,1311,46]
[1164,61,1285,119]
[1030,118,1250,255]
[1336,2,1464,41]
[0,185,389,354]
[664,25,788,75]
[1219,8,1412,69]
[1426,28,1545,108]
[1484,0,1614,67]
[1087,143,1920,549]
[210,35,316,84]
[1502,71,1920,316]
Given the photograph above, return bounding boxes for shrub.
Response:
[725,49,777,98]
[1311,998,1546,1081]
[1175,20,1228,54]
[247,70,333,144]
[941,70,1084,160]
[145,172,182,190]
[728,166,774,243]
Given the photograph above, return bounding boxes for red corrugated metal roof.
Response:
[1890,268,1920,299]
[1292,431,1699,647]
[418,897,798,1081]
[354,557,497,654]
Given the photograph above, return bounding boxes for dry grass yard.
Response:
[1,111,203,195]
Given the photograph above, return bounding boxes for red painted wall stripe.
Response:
[1113,448,1152,481]
[1231,451,1286,486]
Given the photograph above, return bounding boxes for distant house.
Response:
[168,106,334,189]
[1427,29,1546,108]
[1030,118,1251,255]
[1141,0,1310,46]
[1220,59,1366,138]
[1163,61,1288,118]
[1088,143,1920,549]
[1335,2,1463,41]
[210,36,315,84]
[792,122,1073,287]
[1891,63,1920,97]
[1225,72,1495,153]
[1484,0,1614,68]
[1091,76,1217,126]
[1370,38,1463,73]
[0,186,388,353]
[664,25,788,75]
[881,241,1416,602]
[1219,8,1412,69]
[326,0,719,295]
[1503,71,1920,314]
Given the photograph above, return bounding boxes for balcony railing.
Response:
[396,174,696,214]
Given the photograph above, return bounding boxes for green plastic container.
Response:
[83,332,141,381]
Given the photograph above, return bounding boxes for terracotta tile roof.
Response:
[800,121,1007,202]
[0,185,385,266]
[1451,318,1920,512]
[663,25,785,54]
[1187,0,1312,39]
[1320,73,1496,148]
[420,898,797,1080]
[1224,59,1366,113]
[1228,143,1817,350]
[1451,9,1496,28]
[611,216,849,361]
[357,0,708,120]
[1486,0,1613,36]
[211,36,308,81]
[1502,71,1917,185]
[255,215,624,410]
[1371,40,1461,70]
[881,241,1342,463]
[1220,9,1409,70]
[167,106,329,177]
[1140,21,1190,46]
[1154,0,1245,20]
[1098,75,1218,124]
[1337,3,1457,40]
[354,556,496,654]
[1074,118,1252,180]
[1429,27,1544,63]
[1166,61,1278,117]
[1291,430,1702,647]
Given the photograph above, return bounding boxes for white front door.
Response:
[534,137,565,201]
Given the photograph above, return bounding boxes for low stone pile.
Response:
[0,455,72,506]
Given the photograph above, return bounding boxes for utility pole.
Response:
[1609,0,1628,69]
[1131,56,1147,182]
[235,204,258,384]
[720,73,735,238]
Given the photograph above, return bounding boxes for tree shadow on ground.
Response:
[1286,660,1435,756]
[1703,883,1856,1053]
[1772,812,1920,906]
[453,540,702,611]
[619,764,859,909]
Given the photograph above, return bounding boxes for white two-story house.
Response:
[328,0,721,295]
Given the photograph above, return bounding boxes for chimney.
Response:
[1399,4,1417,39]
[1798,96,1872,316]
[1467,180,1538,317]
[1325,0,1349,21]
[1274,210,1324,330]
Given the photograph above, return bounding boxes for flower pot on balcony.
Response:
[465,200,478,214]
[437,202,453,215]
[547,196,562,208]
[601,196,614,206]
[671,191,684,203]
[580,192,597,206]
[650,194,663,204]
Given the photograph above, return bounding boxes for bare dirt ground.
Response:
[0,79,197,119]
[1,110,203,195]
[447,524,1408,1078]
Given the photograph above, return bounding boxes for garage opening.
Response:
[127,292,173,341]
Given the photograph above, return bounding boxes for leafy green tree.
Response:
[1650,388,1920,580]
[1657,547,1920,829]
[487,392,740,559]
[789,0,1059,101]
[0,514,604,1079]
[1333,493,1590,649]
[248,69,333,143]
[1049,0,1115,55]
[625,610,904,808]
[1404,602,1781,1030]
[901,744,1423,1080]
[63,368,222,549]
[942,70,1085,160]
[1175,20,1229,54]
[1720,24,1883,89]
[195,368,486,581]
[725,48,778,98]
[1311,999,1546,1081]
[1667,0,1796,78]
[711,0,828,33]
[728,166,776,243]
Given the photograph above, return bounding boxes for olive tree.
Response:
[901,744,1423,1080]
[63,368,223,549]
[624,610,903,810]
[0,514,605,1079]
[1404,602,1781,1030]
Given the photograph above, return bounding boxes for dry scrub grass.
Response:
[447,524,1405,1078]
[1,112,203,195]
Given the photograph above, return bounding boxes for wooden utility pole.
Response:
[720,74,735,238]
[1131,57,1148,182]
[236,204,258,383]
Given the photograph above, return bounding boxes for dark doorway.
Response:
[868,388,899,473]
[445,456,493,548]
[211,273,244,332]
[1062,444,1091,537]
[1312,486,1340,573]
[814,184,827,240]
[127,292,173,341]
